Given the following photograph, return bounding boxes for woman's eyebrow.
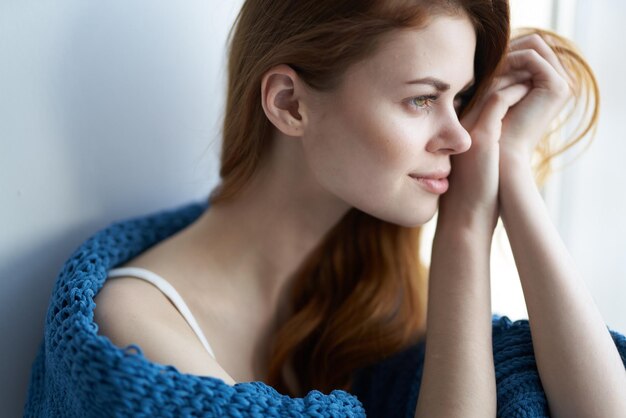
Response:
[406,77,449,91]
[406,76,475,92]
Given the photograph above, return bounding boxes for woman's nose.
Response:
[427,110,472,154]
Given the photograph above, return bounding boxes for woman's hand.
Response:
[497,33,573,164]
[441,33,572,228]
[493,34,626,418]
[439,58,530,229]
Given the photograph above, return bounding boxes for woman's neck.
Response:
[191,133,351,316]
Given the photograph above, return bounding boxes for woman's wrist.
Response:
[436,199,498,241]
[499,144,534,190]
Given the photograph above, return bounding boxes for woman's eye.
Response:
[408,95,437,111]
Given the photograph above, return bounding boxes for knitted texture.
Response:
[352,315,626,418]
[23,200,626,417]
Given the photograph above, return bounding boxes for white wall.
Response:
[0,1,243,415]
[2,0,625,416]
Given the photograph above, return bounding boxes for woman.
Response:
[24,0,626,417]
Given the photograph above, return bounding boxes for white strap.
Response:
[107,266,217,360]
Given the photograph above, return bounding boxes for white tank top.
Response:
[107,266,217,360]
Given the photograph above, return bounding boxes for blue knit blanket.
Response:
[23,200,626,417]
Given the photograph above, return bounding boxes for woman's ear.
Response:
[260,64,308,137]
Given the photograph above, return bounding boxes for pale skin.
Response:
[93,10,626,417]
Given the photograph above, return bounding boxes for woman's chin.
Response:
[404,214,436,228]
[384,207,438,228]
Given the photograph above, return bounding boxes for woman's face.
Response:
[301,13,476,227]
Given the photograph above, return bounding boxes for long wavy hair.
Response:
[208,0,599,396]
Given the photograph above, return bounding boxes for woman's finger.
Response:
[490,70,533,94]
[460,71,531,130]
[471,82,531,141]
[509,33,572,88]
[502,49,569,96]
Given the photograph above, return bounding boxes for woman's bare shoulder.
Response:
[93,276,237,385]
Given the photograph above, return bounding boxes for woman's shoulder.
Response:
[93,266,237,385]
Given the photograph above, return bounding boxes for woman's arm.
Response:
[413,44,533,417]
[489,32,626,418]
[499,150,626,418]
[413,210,497,418]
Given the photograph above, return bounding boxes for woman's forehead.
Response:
[353,16,476,89]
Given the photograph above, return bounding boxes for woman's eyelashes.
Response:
[408,95,438,112]
[406,92,471,115]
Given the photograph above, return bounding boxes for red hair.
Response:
[208,0,598,396]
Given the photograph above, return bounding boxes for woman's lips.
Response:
[410,176,449,194]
